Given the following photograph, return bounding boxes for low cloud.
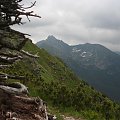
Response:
[12,0,120,51]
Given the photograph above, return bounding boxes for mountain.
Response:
[36,35,120,102]
[115,51,120,55]
[1,32,120,120]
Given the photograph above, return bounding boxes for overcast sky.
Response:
[12,0,120,51]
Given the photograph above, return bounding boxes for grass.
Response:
[1,39,120,120]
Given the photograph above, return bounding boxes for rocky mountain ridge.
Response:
[36,35,120,102]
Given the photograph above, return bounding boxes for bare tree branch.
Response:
[0,55,23,64]
[0,52,19,57]
[0,82,28,95]
[0,73,25,80]
[0,0,41,27]
[0,65,11,69]
[21,1,36,9]
[21,50,39,58]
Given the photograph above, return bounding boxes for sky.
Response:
[12,0,120,51]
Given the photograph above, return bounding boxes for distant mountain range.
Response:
[36,35,120,102]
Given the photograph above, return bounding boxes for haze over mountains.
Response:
[36,35,120,102]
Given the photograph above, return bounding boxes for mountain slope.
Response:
[36,36,120,102]
[1,35,120,120]
[115,51,120,55]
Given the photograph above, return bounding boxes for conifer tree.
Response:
[0,0,40,94]
[0,0,41,28]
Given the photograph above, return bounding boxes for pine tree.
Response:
[0,0,41,28]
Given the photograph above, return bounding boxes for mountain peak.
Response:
[37,36,120,102]
[46,35,69,47]
[47,35,57,40]
[85,43,91,45]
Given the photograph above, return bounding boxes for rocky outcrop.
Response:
[0,89,48,120]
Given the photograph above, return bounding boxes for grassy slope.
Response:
[1,40,120,120]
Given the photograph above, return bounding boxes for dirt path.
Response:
[62,115,84,120]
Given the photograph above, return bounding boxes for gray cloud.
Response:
[80,0,120,30]
[12,0,120,51]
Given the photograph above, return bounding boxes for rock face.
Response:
[0,90,48,120]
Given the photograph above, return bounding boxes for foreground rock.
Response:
[0,90,48,120]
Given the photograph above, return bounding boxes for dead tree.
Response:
[0,0,41,28]
[0,0,40,94]
[0,1,52,120]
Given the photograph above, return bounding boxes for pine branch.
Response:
[0,0,41,27]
